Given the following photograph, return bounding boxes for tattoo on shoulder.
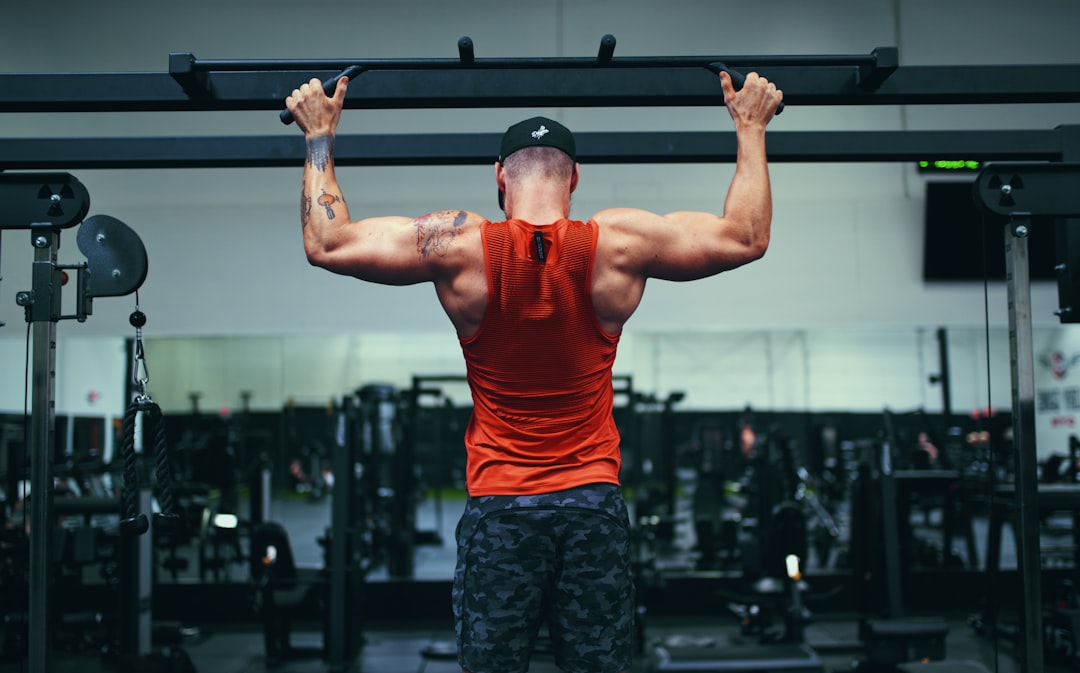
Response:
[306,135,333,171]
[415,210,468,258]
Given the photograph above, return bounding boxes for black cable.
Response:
[21,319,30,509]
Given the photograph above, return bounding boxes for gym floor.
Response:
[2,492,1072,673]
[0,613,1060,672]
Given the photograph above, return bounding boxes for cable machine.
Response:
[969,162,1080,673]
[0,174,150,673]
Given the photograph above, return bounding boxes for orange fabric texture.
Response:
[459,219,622,496]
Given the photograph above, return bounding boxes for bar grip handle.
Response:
[280,65,365,125]
[707,62,784,115]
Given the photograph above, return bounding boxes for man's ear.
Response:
[496,161,506,212]
[570,163,580,194]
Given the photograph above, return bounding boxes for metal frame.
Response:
[4,43,1080,673]
[1,128,1077,169]
[2,45,1079,169]
[973,162,1080,673]
[2,49,1080,112]
[0,173,90,673]
[1,174,149,673]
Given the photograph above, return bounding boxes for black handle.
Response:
[280,64,365,126]
[707,62,784,115]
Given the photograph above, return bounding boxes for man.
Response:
[286,68,781,673]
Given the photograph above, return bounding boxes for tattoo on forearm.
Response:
[306,135,333,171]
[317,189,341,220]
[300,192,312,229]
[415,210,466,258]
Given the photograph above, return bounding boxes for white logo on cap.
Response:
[531,125,550,140]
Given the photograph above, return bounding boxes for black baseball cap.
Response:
[498,116,576,163]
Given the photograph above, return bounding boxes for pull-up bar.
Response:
[173,34,884,113]
[3,39,1080,113]
[170,35,890,72]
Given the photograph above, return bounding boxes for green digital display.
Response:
[918,159,982,172]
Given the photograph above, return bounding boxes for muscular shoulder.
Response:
[591,207,667,257]
[591,207,667,236]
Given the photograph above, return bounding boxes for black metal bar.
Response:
[167,52,212,98]
[170,48,884,71]
[1002,216,1044,673]
[857,47,899,90]
[27,230,60,673]
[3,63,1080,112]
[327,396,353,670]
[879,410,906,618]
[0,129,1071,170]
[935,327,953,432]
[1054,128,1080,323]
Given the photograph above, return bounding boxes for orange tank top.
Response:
[458,218,622,496]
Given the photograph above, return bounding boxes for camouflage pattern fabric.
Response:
[452,482,633,673]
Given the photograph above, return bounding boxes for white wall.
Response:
[2,0,1080,455]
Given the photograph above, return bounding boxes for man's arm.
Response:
[286,76,482,285]
[594,71,781,281]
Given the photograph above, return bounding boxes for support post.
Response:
[327,395,357,672]
[1003,214,1044,673]
[935,327,953,428]
[27,228,60,673]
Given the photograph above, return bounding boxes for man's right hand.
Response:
[286,75,351,137]
[719,71,782,130]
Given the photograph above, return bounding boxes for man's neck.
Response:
[505,185,569,224]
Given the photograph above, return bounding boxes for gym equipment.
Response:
[3,40,1079,170]
[647,425,826,671]
[650,641,823,673]
[972,481,1080,658]
[111,304,204,672]
[648,553,825,672]
[320,385,400,670]
[403,375,474,545]
[691,419,741,572]
[627,387,687,549]
[817,409,993,673]
[1,173,149,673]
[969,162,1080,673]
[250,520,325,665]
[11,40,1080,115]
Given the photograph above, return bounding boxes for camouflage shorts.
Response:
[452,482,634,673]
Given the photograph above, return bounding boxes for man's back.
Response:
[460,218,622,495]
